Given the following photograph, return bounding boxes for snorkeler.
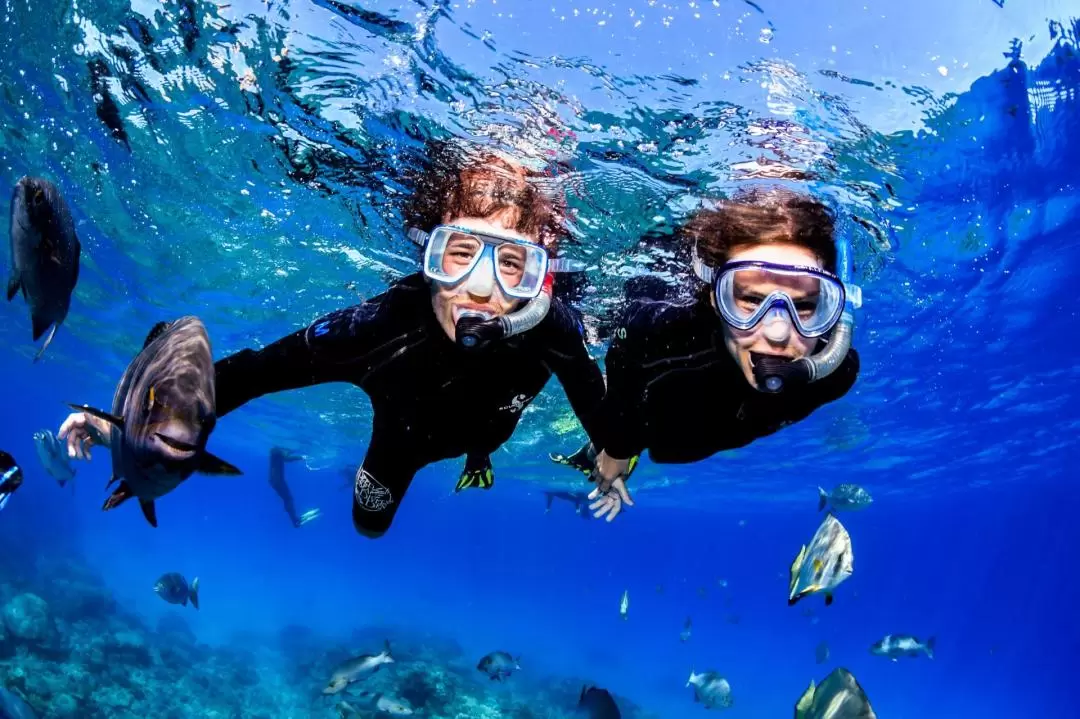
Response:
[60,144,606,539]
[553,188,861,521]
[269,447,319,528]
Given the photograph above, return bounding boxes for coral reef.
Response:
[0,554,657,718]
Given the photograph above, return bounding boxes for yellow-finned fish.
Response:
[788,513,853,607]
[794,668,876,719]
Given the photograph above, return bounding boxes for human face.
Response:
[430,213,533,342]
[717,243,823,390]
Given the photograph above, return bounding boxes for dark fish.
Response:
[477,650,520,681]
[0,686,37,719]
[87,58,130,150]
[68,316,241,527]
[323,640,394,694]
[154,572,199,610]
[577,685,621,718]
[7,176,81,361]
[815,640,830,665]
[0,450,24,511]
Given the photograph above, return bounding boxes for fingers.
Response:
[58,413,80,440]
[612,479,634,506]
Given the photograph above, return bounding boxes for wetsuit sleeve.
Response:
[214,302,382,417]
[592,302,651,460]
[542,303,607,445]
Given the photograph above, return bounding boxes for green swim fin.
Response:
[455,454,494,493]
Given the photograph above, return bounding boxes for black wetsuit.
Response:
[214,273,605,537]
[592,297,859,464]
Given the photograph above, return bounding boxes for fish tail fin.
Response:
[190,577,200,610]
[925,636,936,659]
[6,273,19,301]
[197,450,242,475]
[817,487,828,512]
[686,667,695,687]
[31,314,51,342]
[33,322,60,362]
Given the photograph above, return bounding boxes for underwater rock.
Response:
[2,594,51,644]
[49,692,78,718]
[106,629,152,666]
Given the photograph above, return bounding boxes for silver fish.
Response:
[817,484,873,512]
[323,640,394,694]
[795,667,876,719]
[33,429,76,487]
[350,691,414,716]
[687,670,733,710]
[6,176,81,361]
[789,513,854,607]
[870,634,936,661]
[619,589,629,620]
[68,317,240,527]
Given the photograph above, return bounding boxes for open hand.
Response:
[58,412,112,460]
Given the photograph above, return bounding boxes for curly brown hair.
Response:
[402,141,569,249]
[680,187,838,274]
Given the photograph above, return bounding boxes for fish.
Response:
[6,176,81,361]
[33,429,76,487]
[477,650,520,681]
[619,589,629,620]
[0,685,37,719]
[815,640,830,665]
[686,669,734,710]
[817,484,872,512]
[788,513,854,607]
[680,616,692,643]
[577,685,621,718]
[870,634,936,661]
[794,667,876,719]
[154,572,199,610]
[322,640,394,694]
[544,489,592,518]
[348,691,414,716]
[0,451,24,512]
[67,316,241,528]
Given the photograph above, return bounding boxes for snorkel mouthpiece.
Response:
[455,313,507,351]
[750,352,811,393]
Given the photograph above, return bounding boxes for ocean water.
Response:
[1,1,1078,717]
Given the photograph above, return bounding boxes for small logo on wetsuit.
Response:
[499,393,533,415]
[354,468,393,512]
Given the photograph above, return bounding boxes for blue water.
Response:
[2,1,1079,717]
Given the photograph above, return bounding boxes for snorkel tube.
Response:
[454,272,555,351]
[750,227,863,393]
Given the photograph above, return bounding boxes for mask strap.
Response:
[406,227,429,247]
[691,243,715,283]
